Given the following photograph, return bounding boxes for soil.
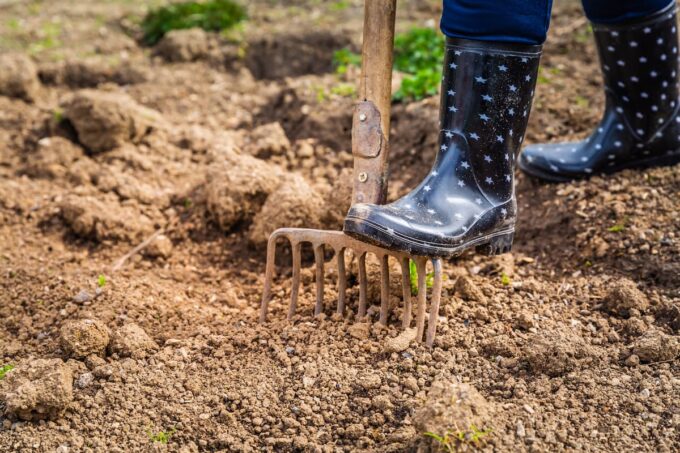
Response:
[0,0,678,452]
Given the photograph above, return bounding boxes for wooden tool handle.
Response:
[351,0,396,205]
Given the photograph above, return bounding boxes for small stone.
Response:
[523,404,535,414]
[108,323,158,358]
[74,372,94,389]
[60,319,110,359]
[384,328,417,353]
[516,420,526,437]
[72,290,92,304]
[640,388,651,398]
[358,372,381,390]
[516,311,534,330]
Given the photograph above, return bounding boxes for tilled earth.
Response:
[0,1,678,452]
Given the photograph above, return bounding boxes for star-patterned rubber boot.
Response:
[519,2,680,182]
[343,38,541,257]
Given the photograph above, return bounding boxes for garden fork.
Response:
[259,0,444,347]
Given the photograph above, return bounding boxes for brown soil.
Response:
[0,0,678,452]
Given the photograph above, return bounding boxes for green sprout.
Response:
[409,259,444,295]
[392,27,445,101]
[607,223,625,233]
[97,274,107,288]
[332,48,361,75]
[141,0,247,45]
[500,273,511,286]
[424,424,492,452]
[148,427,176,444]
[0,364,15,380]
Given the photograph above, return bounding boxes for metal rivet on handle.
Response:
[358,172,368,182]
[359,113,367,122]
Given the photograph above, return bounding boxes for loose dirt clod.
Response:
[0,53,40,101]
[248,173,325,246]
[631,330,680,363]
[144,234,173,258]
[60,319,110,359]
[59,194,155,242]
[384,327,417,353]
[413,379,493,449]
[108,323,158,358]
[243,122,291,158]
[22,137,86,180]
[154,28,212,62]
[62,89,165,153]
[205,152,284,231]
[2,359,73,421]
[603,278,649,317]
[454,276,486,303]
[524,328,592,377]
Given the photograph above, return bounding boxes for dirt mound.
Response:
[21,137,87,180]
[242,122,291,159]
[524,328,594,377]
[2,359,73,421]
[62,89,165,153]
[603,278,649,317]
[39,58,149,88]
[0,53,40,102]
[60,319,110,359]
[631,330,680,363]
[59,194,155,242]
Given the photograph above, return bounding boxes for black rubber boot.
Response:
[343,38,541,257]
[519,2,680,182]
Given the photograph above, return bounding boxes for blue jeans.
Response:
[441,0,675,45]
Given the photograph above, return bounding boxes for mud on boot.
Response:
[344,38,541,257]
[519,2,680,182]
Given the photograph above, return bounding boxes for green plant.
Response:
[333,48,361,75]
[500,273,511,286]
[52,108,64,123]
[330,82,356,97]
[97,274,107,288]
[393,27,445,101]
[409,259,443,295]
[424,424,492,452]
[141,0,247,45]
[0,364,15,380]
[330,0,351,11]
[148,427,176,444]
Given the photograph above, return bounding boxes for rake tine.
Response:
[357,252,368,318]
[259,232,280,323]
[314,244,324,316]
[400,257,412,328]
[426,258,443,347]
[336,248,347,315]
[414,258,427,342]
[287,241,302,320]
[379,254,390,325]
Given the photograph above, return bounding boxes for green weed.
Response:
[607,217,627,233]
[500,273,511,286]
[330,0,351,11]
[148,427,176,444]
[28,22,62,55]
[52,108,64,123]
[409,259,444,295]
[141,0,247,45]
[393,27,445,101]
[97,274,107,288]
[330,83,356,97]
[424,424,492,452]
[333,48,361,75]
[0,364,15,380]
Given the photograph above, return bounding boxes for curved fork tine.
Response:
[287,242,302,320]
[336,248,346,315]
[259,233,281,323]
[400,257,412,328]
[414,258,427,342]
[426,258,443,347]
[314,244,325,316]
[357,252,368,318]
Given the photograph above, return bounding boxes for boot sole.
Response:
[518,151,680,183]
[344,217,514,258]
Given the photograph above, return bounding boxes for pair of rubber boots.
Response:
[344,3,680,257]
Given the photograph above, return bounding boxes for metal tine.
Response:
[414,257,427,342]
[287,241,302,320]
[426,258,443,347]
[314,244,324,316]
[259,232,279,323]
[336,248,347,315]
[357,252,368,318]
[379,254,390,325]
[400,257,412,328]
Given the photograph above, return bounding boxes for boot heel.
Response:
[476,232,514,256]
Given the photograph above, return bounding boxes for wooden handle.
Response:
[351,0,396,205]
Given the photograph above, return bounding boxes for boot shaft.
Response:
[593,2,680,141]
